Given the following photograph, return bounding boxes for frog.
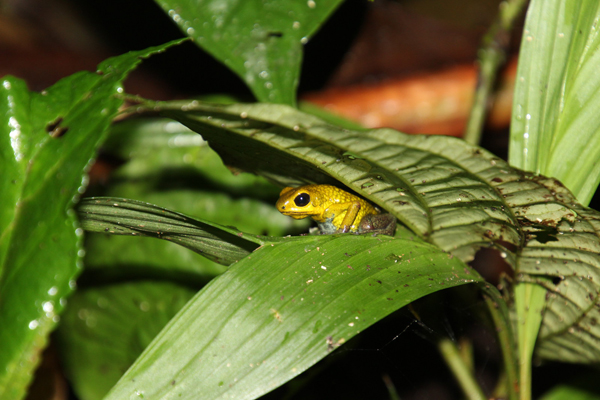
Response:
[276,184,396,236]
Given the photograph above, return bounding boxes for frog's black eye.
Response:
[294,193,310,207]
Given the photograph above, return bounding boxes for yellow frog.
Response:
[276,184,396,235]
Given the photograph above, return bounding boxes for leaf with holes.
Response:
[135,100,600,363]
[0,38,186,400]
[153,0,344,105]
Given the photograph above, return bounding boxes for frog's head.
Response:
[276,186,323,220]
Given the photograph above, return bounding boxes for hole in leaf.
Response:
[552,276,563,285]
[46,117,69,138]
[469,247,513,286]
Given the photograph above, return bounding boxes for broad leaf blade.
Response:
[510,0,600,205]
[104,235,480,400]
[520,202,600,362]
[142,101,600,363]
[0,39,185,399]
[509,0,600,365]
[153,0,344,105]
[103,118,282,199]
[148,102,520,261]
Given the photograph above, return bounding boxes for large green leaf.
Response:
[104,234,482,400]
[103,118,308,234]
[0,39,185,399]
[134,100,600,363]
[153,0,344,105]
[509,0,600,205]
[508,0,600,369]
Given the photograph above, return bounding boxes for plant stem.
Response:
[438,337,486,400]
[515,282,546,400]
[482,289,519,400]
[382,374,401,400]
[464,0,529,145]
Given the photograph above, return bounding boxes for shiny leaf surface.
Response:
[510,0,600,205]
[82,118,308,281]
[0,39,185,399]
[142,100,600,363]
[153,0,344,105]
[104,234,481,400]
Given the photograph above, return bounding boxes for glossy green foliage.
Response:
[104,234,482,400]
[71,110,509,399]
[510,0,600,205]
[153,0,344,105]
[144,100,600,363]
[3,0,600,398]
[508,0,600,376]
[0,38,186,400]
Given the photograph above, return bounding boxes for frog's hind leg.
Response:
[359,214,397,236]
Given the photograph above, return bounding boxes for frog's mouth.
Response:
[279,210,317,220]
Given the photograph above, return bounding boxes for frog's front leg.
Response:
[339,201,362,233]
[326,202,362,233]
[359,214,397,236]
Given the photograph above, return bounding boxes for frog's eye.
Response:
[294,193,310,207]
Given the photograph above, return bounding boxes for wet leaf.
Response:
[103,118,280,199]
[0,38,186,399]
[139,100,600,363]
[509,0,600,364]
[104,234,482,400]
[81,118,308,282]
[153,0,344,105]
[510,0,600,205]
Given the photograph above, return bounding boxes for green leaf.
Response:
[509,0,600,205]
[58,281,196,400]
[104,234,481,400]
[138,100,600,363]
[78,197,262,266]
[509,0,600,369]
[103,117,307,227]
[541,386,600,400]
[0,39,185,400]
[153,0,344,105]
